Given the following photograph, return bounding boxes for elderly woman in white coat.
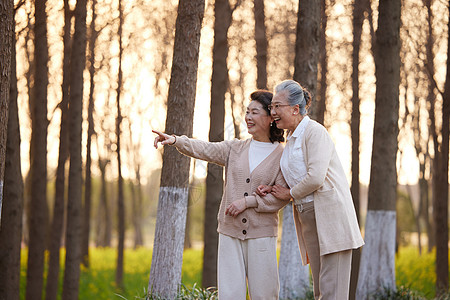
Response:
[258,80,364,299]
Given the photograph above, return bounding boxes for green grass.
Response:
[396,247,437,298]
[20,247,202,300]
[19,246,449,299]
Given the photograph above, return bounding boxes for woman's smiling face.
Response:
[245,100,272,141]
[270,90,298,130]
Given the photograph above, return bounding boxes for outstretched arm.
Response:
[153,129,233,166]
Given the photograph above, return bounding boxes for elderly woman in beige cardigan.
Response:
[259,80,364,299]
[153,90,289,300]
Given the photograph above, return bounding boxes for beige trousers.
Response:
[217,233,279,300]
[296,202,353,300]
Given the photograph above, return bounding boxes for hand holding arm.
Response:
[153,130,176,149]
[271,185,292,201]
[225,198,247,217]
[256,185,272,196]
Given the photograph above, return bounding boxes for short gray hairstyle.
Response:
[275,80,308,115]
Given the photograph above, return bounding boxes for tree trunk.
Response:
[434,3,450,292]
[45,2,72,299]
[115,0,125,288]
[356,0,401,297]
[135,164,144,247]
[202,0,235,289]
[148,0,204,298]
[279,0,320,293]
[278,203,310,299]
[128,122,144,249]
[349,0,366,298]
[22,15,34,248]
[293,0,320,117]
[254,0,267,90]
[0,14,24,299]
[26,0,49,297]
[316,0,327,125]
[81,0,97,269]
[96,158,111,247]
[0,0,14,221]
[424,0,436,251]
[62,0,87,298]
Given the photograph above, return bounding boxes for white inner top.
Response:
[280,116,314,203]
[249,139,279,173]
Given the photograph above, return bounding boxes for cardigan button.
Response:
[244,192,248,197]
[242,230,247,235]
[246,178,250,183]
[242,218,247,223]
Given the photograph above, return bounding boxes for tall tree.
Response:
[433,2,450,292]
[115,0,125,288]
[203,0,239,289]
[420,0,436,252]
[148,0,205,298]
[0,0,14,221]
[26,0,49,297]
[45,1,72,298]
[81,0,97,268]
[316,0,328,125]
[293,0,320,117]
[0,9,23,298]
[349,0,367,298]
[128,121,144,248]
[254,0,268,90]
[62,0,87,298]
[96,157,111,247]
[356,0,401,297]
[278,0,320,296]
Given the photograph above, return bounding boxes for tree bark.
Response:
[349,0,366,298]
[45,2,72,299]
[356,0,401,297]
[316,0,327,125]
[254,0,267,90]
[148,0,204,298]
[81,0,97,269]
[0,0,14,221]
[21,14,34,248]
[434,2,450,292]
[0,13,24,299]
[134,163,144,247]
[293,0,320,117]
[62,0,87,298]
[423,0,436,251]
[26,0,49,297]
[96,158,111,247]
[115,0,125,288]
[202,0,235,289]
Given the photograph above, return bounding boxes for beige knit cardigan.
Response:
[173,135,289,240]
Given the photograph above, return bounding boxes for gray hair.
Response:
[275,80,308,116]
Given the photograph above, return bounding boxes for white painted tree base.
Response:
[279,203,310,299]
[356,210,396,299]
[149,186,189,299]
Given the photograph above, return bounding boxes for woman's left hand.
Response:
[271,185,292,201]
[225,199,247,217]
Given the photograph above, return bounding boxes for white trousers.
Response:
[218,233,279,300]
